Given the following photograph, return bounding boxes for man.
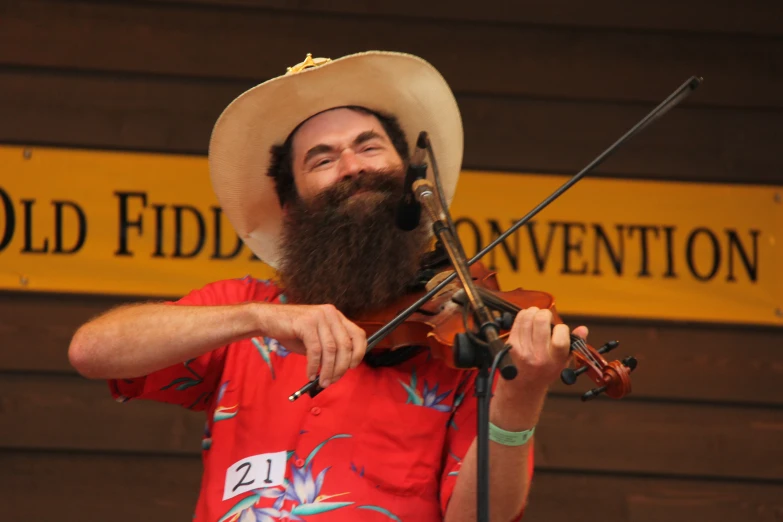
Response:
[68,51,586,522]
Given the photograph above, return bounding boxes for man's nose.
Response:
[337,149,364,180]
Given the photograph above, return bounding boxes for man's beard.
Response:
[277,169,431,317]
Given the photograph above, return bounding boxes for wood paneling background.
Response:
[1,1,781,520]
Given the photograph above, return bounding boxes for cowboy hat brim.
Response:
[208,50,464,269]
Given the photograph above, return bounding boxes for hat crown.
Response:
[286,53,332,75]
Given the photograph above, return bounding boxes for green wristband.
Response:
[488,422,535,446]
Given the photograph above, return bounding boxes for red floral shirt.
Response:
[109,276,532,521]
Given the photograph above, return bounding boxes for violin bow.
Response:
[289,75,702,401]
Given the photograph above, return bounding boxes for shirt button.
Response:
[295,458,305,468]
[310,406,321,416]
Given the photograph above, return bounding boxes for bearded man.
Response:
[68,51,586,522]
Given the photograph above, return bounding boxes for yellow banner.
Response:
[1,145,780,326]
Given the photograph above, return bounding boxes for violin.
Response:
[290,258,636,402]
[288,74,701,403]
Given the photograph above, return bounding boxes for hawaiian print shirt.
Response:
[109,276,533,521]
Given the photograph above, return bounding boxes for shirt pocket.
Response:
[350,393,450,497]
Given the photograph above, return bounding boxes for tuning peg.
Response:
[560,366,588,385]
[597,340,619,354]
[622,356,638,371]
[581,385,607,401]
[495,312,515,330]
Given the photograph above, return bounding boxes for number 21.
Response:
[232,459,273,492]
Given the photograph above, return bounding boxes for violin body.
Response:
[353,261,635,401]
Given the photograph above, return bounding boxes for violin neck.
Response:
[474,289,583,347]
[475,288,521,315]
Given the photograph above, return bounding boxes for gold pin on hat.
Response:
[286,53,331,75]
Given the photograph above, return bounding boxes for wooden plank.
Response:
[0,69,239,155]
[1,451,781,522]
[0,451,201,521]
[149,0,783,37]
[535,395,783,480]
[0,291,137,374]
[2,69,782,184]
[3,0,783,108]
[525,471,783,522]
[0,373,205,455]
[457,95,783,184]
[1,291,782,405]
[1,373,781,480]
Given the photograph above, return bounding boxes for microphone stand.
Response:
[413,175,513,522]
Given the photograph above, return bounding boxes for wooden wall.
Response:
[1,1,782,520]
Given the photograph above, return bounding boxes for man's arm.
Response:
[443,382,545,522]
[69,297,367,386]
[69,301,268,379]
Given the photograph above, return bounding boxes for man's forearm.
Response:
[68,301,266,379]
[444,385,547,522]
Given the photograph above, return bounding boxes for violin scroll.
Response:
[561,337,637,401]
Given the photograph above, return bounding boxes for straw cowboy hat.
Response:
[207,50,464,268]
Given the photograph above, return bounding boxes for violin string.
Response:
[571,336,602,371]
[572,337,594,365]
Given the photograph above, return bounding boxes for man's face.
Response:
[290,108,405,202]
[277,108,430,315]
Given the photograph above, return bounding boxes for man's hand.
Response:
[505,306,585,392]
[258,304,367,387]
[491,306,588,428]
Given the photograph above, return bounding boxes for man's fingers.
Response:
[513,307,538,355]
[289,305,369,387]
[327,311,354,384]
[317,317,337,388]
[342,317,367,369]
[301,327,322,382]
[551,323,571,362]
[572,325,589,341]
[532,309,553,358]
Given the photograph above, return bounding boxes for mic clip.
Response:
[395,131,429,231]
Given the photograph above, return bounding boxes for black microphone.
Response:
[395,131,429,231]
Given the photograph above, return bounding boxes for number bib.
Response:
[223,451,287,501]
